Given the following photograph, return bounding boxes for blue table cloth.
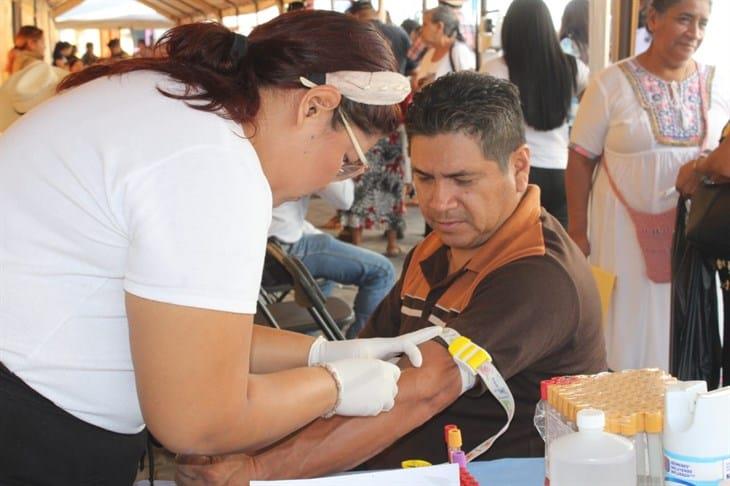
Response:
[134,458,546,485]
[468,458,544,485]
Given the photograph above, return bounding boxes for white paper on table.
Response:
[251,463,459,486]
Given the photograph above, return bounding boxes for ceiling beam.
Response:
[156,0,207,17]
[174,0,215,17]
[135,0,180,20]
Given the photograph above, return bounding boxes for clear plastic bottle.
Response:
[549,408,637,486]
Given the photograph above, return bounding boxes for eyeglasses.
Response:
[334,108,369,181]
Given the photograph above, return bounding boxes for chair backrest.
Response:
[264,241,345,340]
[265,241,324,307]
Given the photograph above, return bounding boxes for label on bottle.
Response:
[664,449,730,484]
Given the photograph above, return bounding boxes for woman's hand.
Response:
[327,358,402,416]
[676,158,702,197]
[308,326,443,368]
[176,453,256,486]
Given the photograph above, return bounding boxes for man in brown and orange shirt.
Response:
[176,72,607,484]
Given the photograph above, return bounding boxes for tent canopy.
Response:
[55,0,174,29]
[51,0,280,24]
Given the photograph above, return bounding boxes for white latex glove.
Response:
[325,358,401,417]
[308,326,443,368]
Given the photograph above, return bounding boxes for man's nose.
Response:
[428,181,458,211]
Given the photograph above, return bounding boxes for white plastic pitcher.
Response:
[664,382,730,486]
[549,408,637,486]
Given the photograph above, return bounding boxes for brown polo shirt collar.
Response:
[402,185,546,316]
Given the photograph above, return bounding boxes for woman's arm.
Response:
[127,293,337,456]
[696,135,730,180]
[175,341,462,485]
[565,149,598,256]
[249,324,315,374]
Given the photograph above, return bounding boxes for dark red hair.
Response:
[58,11,400,134]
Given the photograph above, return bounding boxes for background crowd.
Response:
[2,0,728,401]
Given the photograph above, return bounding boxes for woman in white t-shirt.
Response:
[481,0,588,228]
[0,12,441,484]
[414,5,475,90]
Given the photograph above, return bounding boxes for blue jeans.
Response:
[289,233,396,338]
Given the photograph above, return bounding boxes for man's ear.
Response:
[296,85,342,128]
[510,144,531,193]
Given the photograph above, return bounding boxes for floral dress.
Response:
[341,131,406,231]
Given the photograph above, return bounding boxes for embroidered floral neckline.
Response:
[619,58,713,147]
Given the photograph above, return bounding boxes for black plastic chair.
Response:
[256,241,351,341]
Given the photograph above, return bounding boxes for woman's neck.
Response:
[637,48,694,82]
[431,38,455,61]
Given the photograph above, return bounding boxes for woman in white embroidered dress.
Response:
[566,0,730,371]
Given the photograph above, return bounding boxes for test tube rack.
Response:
[542,369,677,486]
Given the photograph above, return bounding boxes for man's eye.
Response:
[455,179,473,186]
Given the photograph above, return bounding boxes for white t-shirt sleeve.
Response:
[123,145,271,314]
[570,75,610,159]
[456,42,476,71]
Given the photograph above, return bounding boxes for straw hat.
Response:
[0,60,67,132]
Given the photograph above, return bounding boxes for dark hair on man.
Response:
[86,42,94,49]
[14,26,44,49]
[559,0,589,64]
[59,11,400,136]
[406,72,525,171]
[426,5,465,42]
[107,38,120,49]
[501,0,577,131]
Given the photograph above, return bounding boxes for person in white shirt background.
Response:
[481,0,588,228]
[269,180,396,339]
[0,12,442,484]
[413,5,475,91]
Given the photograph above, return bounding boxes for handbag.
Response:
[685,182,730,259]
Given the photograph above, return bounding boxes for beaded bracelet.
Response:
[316,362,342,419]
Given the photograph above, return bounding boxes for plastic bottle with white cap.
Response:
[549,408,636,486]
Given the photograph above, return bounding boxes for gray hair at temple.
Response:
[425,5,465,42]
[406,72,526,172]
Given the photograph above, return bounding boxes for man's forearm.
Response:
[249,324,315,374]
[252,341,462,480]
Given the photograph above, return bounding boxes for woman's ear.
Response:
[296,85,342,127]
[645,7,659,35]
[435,21,446,36]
